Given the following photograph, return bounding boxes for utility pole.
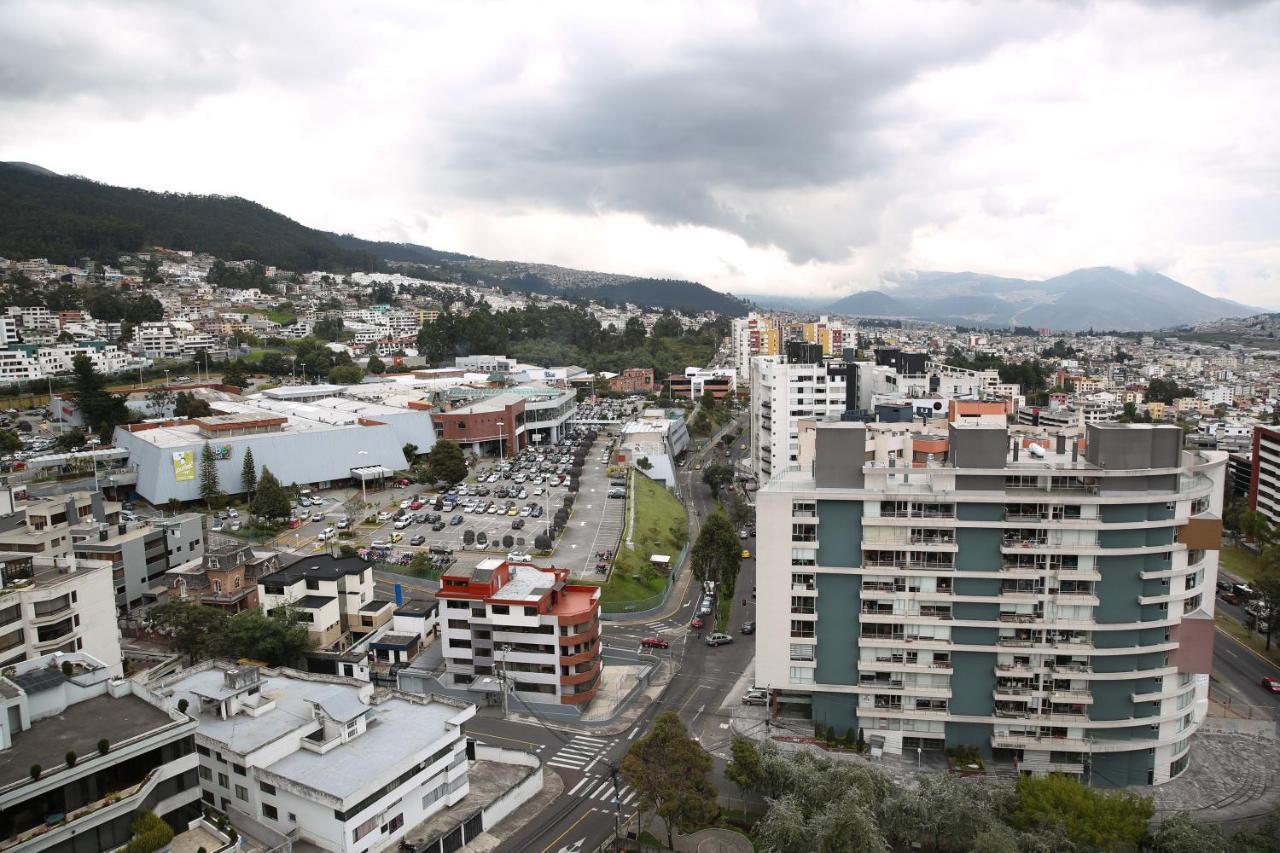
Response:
[499,643,512,718]
[610,764,621,847]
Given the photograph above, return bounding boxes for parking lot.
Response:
[202,424,635,579]
[557,434,628,580]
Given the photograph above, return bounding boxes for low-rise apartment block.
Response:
[158,663,475,853]
[437,559,602,708]
[0,652,201,852]
[258,556,394,651]
[0,552,123,674]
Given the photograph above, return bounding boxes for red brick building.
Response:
[434,393,527,457]
[608,368,656,394]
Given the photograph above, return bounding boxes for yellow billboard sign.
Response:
[172,451,196,482]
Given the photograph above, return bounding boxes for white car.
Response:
[399,500,411,509]
[377,511,393,522]
[394,518,412,530]
[520,507,532,517]
[226,508,238,518]
[311,512,324,522]
[533,487,545,496]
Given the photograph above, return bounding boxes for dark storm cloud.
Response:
[444,9,1072,263]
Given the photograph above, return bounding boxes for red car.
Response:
[409,500,423,510]
[691,616,705,629]
[1262,677,1280,694]
[640,636,669,649]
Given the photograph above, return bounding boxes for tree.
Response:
[402,443,419,467]
[148,602,228,665]
[252,467,292,520]
[221,359,249,387]
[54,428,87,452]
[702,462,734,499]
[620,712,719,850]
[690,510,742,595]
[725,736,764,810]
[146,386,175,417]
[1240,508,1272,545]
[240,447,258,498]
[1119,401,1137,423]
[726,493,753,530]
[622,316,647,349]
[199,442,224,510]
[313,316,344,341]
[0,430,20,453]
[174,391,212,418]
[213,607,311,667]
[1259,576,1280,651]
[1009,773,1152,852]
[71,353,130,442]
[427,440,468,486]
[1150,811,1229,853]
[328,363,364,385]
[367,355,386,375]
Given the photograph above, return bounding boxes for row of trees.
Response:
[415,303,724,377]
[197,444,292,519]
[716,737,1278,853]
[147,601,310,667]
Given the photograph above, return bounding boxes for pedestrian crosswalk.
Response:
[642,619,684,633]
[545,735,613,771]
[567,774,640,806]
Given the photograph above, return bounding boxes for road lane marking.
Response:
[567,777,591,796]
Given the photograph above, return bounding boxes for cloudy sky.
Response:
[2,0,1278,306]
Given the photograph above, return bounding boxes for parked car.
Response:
[451,515,464,525]
[640,636,670,649]
[705,633,734,647]
[1264,677,1280,694]
[742,688,768,706]
[512,518,525,530]
[741,621,755,635]
[410,534,426,546]
[394,518,412,530]
[691,615,705,629]
[741,549,751,560]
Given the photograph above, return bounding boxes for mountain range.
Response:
[817,269,1259,332]
[0,163,749,317]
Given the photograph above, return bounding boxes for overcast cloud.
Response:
[1,0,1277,306]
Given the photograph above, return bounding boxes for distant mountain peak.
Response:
[825,266,1255,332]
[2,162,58,177]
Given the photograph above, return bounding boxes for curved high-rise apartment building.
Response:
[755,420,1226,787]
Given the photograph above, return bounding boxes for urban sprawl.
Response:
[1,249,1279,852]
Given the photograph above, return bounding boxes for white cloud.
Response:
[0,0,1278,307]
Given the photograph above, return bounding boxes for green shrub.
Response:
[177,698,188,714]
[60,661,73,677]
[123,810,174,853]
[97,738,109,755]
[29,764,40,780]
[65,751,76,767]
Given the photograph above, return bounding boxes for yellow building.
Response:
[1147,401,1167,420]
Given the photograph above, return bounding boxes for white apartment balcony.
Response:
[857,658,953,674]
[992,733,1090,750]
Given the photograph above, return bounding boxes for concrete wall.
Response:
[814,424,865,489]
[475,745,543,830]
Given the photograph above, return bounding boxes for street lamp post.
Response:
[495,420,505,460]
[357,450,369,508]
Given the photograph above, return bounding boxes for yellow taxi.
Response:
[741,549,751,560]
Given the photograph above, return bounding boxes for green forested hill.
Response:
[0,164,748,316]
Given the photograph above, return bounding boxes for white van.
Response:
[318,526,336,542]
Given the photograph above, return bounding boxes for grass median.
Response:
[589,471,689,610]
[1221,545,1266,584]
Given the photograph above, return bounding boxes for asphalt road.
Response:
[488,412,755,853]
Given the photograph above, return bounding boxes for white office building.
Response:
[159,663,476,853]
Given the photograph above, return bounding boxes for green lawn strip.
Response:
[589,473,688,608]
[1221,546,1266,584]
[715,597,732,633]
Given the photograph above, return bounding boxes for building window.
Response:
[233,763,246,776]
[196,744,210,757]
[789,667,815,684]
[789,644,814,661]
[235,784,248,800]
[199,766,212,781]
[262,803,278,820]
[259,781,276,795]
[491,604,509,615]
[217,773,229,788]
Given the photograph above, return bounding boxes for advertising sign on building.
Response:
[172,450,196,481]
